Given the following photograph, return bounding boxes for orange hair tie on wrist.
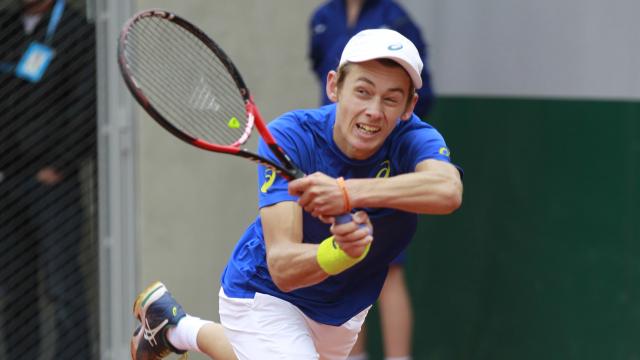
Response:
[336,176,351,213]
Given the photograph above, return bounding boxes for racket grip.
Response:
[335,213,368,230]
[335,213,354,225]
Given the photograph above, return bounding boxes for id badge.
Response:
[15,42,55,83]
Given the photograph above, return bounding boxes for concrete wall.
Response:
[403,0,640,99]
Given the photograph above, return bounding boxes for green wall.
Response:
[368,97,640,359]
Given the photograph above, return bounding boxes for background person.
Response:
[0,0,96,358]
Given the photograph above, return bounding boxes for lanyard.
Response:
[45,0,66,44]
[0,0,65,74]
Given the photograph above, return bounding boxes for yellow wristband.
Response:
[316,236,370,275]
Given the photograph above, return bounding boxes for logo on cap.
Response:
[388,44,403,51]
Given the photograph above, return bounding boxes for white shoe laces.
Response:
[143,318,169,347]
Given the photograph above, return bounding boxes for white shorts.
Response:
[219,288,369,360]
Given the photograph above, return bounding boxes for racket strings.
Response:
[123,16,249,146]
[148,19,244,118]
[129,27,224,138]
[130,18,244,143]
[134,19,245,143]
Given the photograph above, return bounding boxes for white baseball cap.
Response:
[339,28,423,89]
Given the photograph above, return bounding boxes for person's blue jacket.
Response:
[309,0,434,118]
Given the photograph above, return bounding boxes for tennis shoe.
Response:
[131,281,188,360]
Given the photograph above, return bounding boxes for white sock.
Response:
[166,315,213,353]
[347,354,368,360]
[385,357,411,360]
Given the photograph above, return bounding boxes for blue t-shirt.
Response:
[221,104,454,326]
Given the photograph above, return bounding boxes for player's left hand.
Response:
[288,172,349,218]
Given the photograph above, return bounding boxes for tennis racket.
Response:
[117,9,353,224]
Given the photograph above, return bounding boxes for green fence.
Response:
[367,97,640,360]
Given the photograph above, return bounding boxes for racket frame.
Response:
[117,9,304,181]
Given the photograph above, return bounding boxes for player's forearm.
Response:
[261,203,329,292]
[266,243,329,293]
[348,165,462,215]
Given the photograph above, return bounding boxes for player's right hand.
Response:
[288,172,349,218]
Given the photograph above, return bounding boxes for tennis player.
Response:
[131,28,463,360]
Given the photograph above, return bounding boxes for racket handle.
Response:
[335,213,368,230]
[335,213,354,225]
